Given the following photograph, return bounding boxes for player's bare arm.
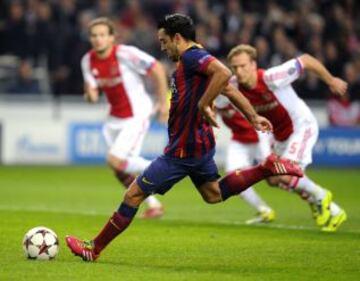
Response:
[148,61,169,123]
[222,84,273,132]
[299,54,348,96]
[84,82,99,103]
[198,60,232,127]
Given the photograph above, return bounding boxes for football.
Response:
[23,226,59,260]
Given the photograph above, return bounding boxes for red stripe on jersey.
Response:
[176,75,200,158]
[189,76,203,158]
[172,62,188,158]
[89,45,133,118]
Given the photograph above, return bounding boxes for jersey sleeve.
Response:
[214,94,231,109]
[117,45,156,75]
[263,58,304,90]
[81,54,98,88]
[182,48,216,75]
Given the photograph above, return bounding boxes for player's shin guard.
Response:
[93,203,138,254]
[219,165,267,201]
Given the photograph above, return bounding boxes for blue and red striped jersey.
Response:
[164,46,217,158]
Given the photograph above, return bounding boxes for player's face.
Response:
[89,24,114,54]
[158,28,179,61]
[230,53,257,87]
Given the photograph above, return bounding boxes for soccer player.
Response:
[215,96,275,224]
[65,14,303,261]
[81,17,168,218]
[226,44,347,232]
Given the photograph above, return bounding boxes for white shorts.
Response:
[225,132,272,172]
[273,119,319,169]
[102,115,150,159]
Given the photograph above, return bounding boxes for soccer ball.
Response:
[23,226,59,260]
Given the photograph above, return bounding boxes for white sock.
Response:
[294,176,326,201]
[239,187,272,213]
[305,195,341,217]
[329,202,341,216]
[124,156,151,174]
[144,195,162,208]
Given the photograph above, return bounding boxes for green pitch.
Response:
[0,166,359,281]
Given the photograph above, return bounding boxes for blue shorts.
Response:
[137,149,220,195]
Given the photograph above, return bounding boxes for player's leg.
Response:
[274,175,346,231]
[270,124,343,227]
[193,150,303,204]
[65,155,187,261]
[65,181,146,261]
[225,140,274,223]
[104,117,163,217]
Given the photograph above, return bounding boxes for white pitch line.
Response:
[0,205,358,234]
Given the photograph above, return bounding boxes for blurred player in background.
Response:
[215,97,275,224]
[227,44,348,232]
[65,13,303,261]
[81,17,168,218]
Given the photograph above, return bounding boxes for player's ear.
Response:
[174,33,181,44]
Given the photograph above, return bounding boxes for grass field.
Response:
[0,166,359,281]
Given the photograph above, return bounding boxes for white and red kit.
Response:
[81,44,156,158]
[215,94,271,172]
[237,58,318,169]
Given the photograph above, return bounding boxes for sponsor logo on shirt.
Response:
[96,76,123,87]
[253,101,279,112]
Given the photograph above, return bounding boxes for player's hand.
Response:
[84,83,99,103]
[199,105,219,128]
[329,77,348,96]
[250,115,273,133]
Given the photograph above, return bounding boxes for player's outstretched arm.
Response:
[84,83,99,103]
[299,54,348,96]
[198,60,232,127]
[222,84,273,132]
[148,61,169,123]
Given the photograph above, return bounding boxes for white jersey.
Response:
[238,58,317,141]
[81,44,155,119]
[237,58,320,168]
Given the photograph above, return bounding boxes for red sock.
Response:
[93,203,137,254]
[219,165,267,200]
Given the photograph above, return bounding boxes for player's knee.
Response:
[107,154,127,171]
[201,191,222,204]
[266,176,281,187]
[124,182,146,207]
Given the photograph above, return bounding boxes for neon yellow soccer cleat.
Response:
[321,209,347,232]
[245,209,275,225]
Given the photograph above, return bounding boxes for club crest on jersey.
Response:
[262,91,273,101]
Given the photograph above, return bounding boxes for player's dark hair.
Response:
[158,13,196,41]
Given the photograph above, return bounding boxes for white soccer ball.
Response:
[23,226,59,260]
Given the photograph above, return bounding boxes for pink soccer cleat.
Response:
[262,153,303,177]
[65,235,99,262]
[141,207,165,219]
